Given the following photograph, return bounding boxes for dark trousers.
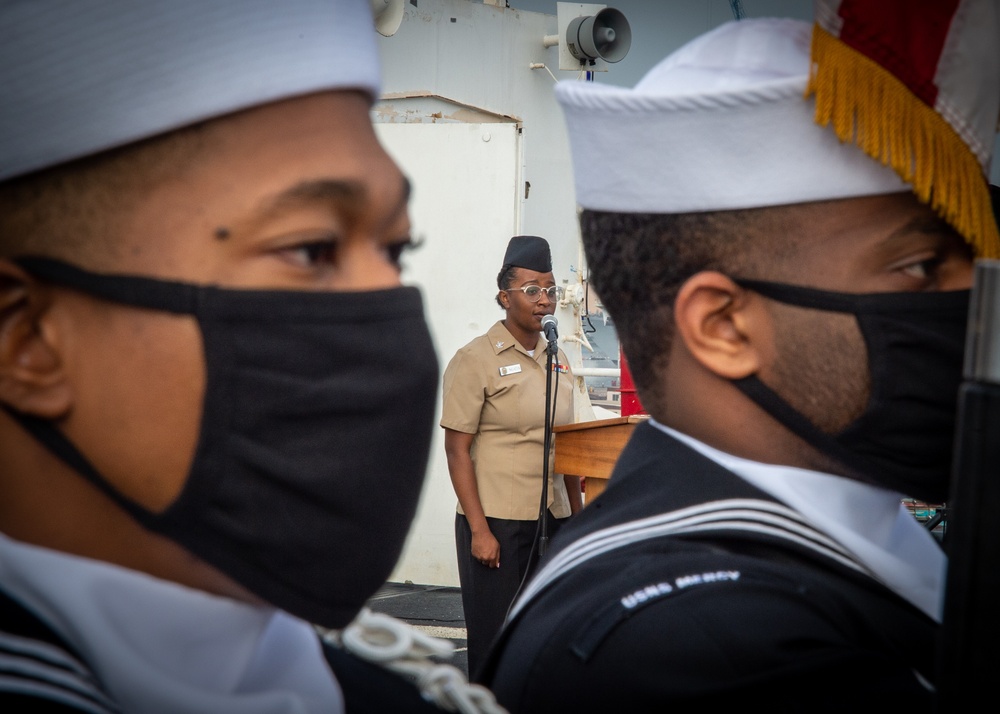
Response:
[455,511,563,681]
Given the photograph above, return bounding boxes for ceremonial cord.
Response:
[322,608,508,714]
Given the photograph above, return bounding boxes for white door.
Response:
[376,120,521,586]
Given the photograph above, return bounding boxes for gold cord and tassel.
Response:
[807,24,999,259]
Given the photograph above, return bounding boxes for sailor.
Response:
[0,2,467,711]
[441,235,582,678]
[480,1,1000,710]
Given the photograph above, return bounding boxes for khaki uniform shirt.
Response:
[441,320,576,520]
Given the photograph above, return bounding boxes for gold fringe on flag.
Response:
[807,24,1000,259]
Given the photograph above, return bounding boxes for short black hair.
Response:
[580,205,809,413]
[496,264,519,308]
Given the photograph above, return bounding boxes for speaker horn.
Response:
[566,7,631,64]
[370,0,404,37]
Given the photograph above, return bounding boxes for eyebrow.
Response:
[878,214,956,248]
[255,175,412,229]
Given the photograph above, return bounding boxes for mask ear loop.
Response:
[4,256,197,527]
[730,278,865,474]
[1,405,159,528]
[14,256,200,314]
[735,276,973,315]
[732,374,877,480]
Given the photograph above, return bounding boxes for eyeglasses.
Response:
[505,285,562,302]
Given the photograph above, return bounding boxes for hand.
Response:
[470,529,500,569]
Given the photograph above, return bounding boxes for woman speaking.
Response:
[440,235,582,678]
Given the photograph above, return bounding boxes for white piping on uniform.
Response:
[506,498,874,623]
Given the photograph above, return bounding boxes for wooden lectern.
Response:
[553,415,649,505]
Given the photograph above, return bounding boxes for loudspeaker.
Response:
[370,0,404,37]
[566,8,631,64]
[547,3,631,72]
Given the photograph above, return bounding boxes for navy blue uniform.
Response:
[480,423,936,712]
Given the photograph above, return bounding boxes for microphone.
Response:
[541,314,558,343]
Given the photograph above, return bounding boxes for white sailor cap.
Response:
[556,8,1000,258]
[554,18,907,216]
[0,0,382,182]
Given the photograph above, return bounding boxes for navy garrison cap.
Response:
[502,235,552,273]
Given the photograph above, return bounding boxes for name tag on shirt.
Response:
[499,364,522,377]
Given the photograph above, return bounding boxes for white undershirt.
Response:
[649,419,946,622]
[0,533,344,713]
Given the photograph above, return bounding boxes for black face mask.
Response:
[7,257,440,629]
[732,278,969,504]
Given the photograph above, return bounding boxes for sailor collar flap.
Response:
[504,423,884,625]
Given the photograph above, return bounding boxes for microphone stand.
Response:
[538,335,559,557]
[505,332,562,624]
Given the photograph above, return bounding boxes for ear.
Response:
[673,271,768,380]
[0,260,73,418]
